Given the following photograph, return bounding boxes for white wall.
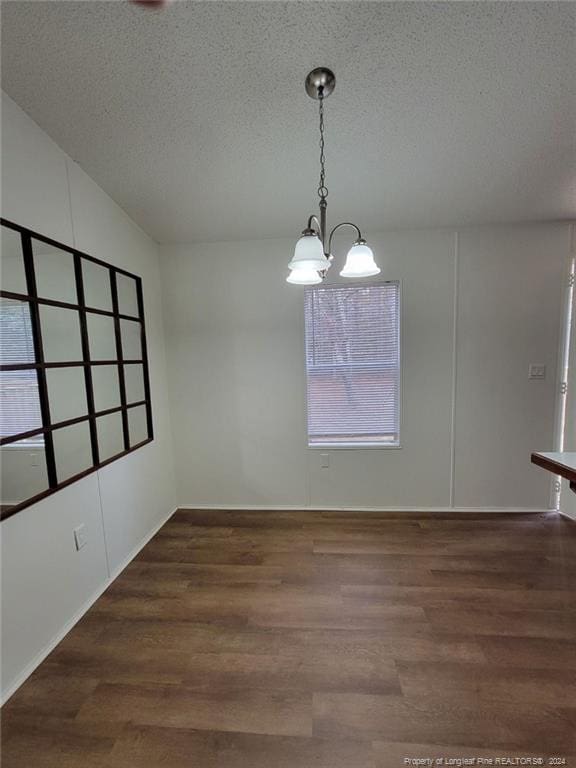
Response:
[560,241,576,520]
[161,223,571,511]
[0,92,177,701]
[454,226,570,508]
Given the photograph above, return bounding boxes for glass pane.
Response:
[0,370,43,440]
[128,404,148,447]
[40,306,84,363]
[53,421,93,482]
[1,226,27,294]
[87,314,117,361]
[45,367,87,424]
[97,412,125,461]
[83,260,112,311]
[117,273,139,317]
[92,365,121,411]
[33,241,77,304]
[1,439,49,513]
[124,364,145,404]
[120,319,142,360]
[40,306,83,362]
[0,298,36,365]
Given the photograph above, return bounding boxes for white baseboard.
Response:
[105,506,177,582]
[177,503,551,514]
[1,505,177,706]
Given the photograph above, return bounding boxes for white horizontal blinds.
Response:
[304,282,400,446]
[0,298,44,444]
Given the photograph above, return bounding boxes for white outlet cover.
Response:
[528,364,546,380]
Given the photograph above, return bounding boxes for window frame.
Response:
[0,218,154,521]
[304,279,402,451]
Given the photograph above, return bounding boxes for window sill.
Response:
[308,443,402,450]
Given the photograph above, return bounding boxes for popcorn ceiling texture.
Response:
[1,1,574,243]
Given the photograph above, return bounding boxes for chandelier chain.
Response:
[318,90,328,201]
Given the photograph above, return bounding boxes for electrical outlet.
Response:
[73,524,87,551]
[528,364,546,380]
[320,453,330,469]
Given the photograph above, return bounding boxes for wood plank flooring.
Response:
[2,509,576,767]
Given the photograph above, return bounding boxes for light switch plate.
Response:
[528,364,546,380]
[320,453,330,469]
[73,524,87,551]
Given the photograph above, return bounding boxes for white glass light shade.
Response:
[288,234,328,271]
[286,268,322,285]
[340,242,380,278]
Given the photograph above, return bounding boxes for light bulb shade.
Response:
[340,242,381,278]
[288,233,329,271]
[286,267,322,285]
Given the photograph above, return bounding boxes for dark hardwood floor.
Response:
[2,509,576,767]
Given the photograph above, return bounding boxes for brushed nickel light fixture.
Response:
[287,68,380,285]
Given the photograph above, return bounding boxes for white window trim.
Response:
[304,279,403,451]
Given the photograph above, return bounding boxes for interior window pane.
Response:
[45,367,88,424]
[117,273,139,317]
[1,226,27,294]
[128,404,148,447]
[0,370,43,440]
[120,319,142,360]
[52,421,93,482]
[0,298,36,365]
[124,364,145,403]
[83,260,112,311]
[304,283,401,447]
[0,227,152,514]
[33,240,77,304]
[96,412,125,461]
[87,314,117,361]
[92,365,121,411]
[40,306,83,362]
[1,440,49,513]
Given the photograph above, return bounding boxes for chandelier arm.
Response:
[328,222,363,256]
[305,212,330,258]
[306,214,322,236]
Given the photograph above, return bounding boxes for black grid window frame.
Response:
[0,218,154,521]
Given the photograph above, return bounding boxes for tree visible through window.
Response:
[304,282,400,447]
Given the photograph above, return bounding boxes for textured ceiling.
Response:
[1,1,575,243]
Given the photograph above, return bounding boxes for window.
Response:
[0,298,44,446]
[0,219,154,520]
[304,282,400,447]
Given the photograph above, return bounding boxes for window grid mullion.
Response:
[110,271,130,450]
[74,253,100,466]
[21,232,58,487]
[136,277,154,441]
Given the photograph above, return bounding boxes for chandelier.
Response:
[286,68,381,285]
